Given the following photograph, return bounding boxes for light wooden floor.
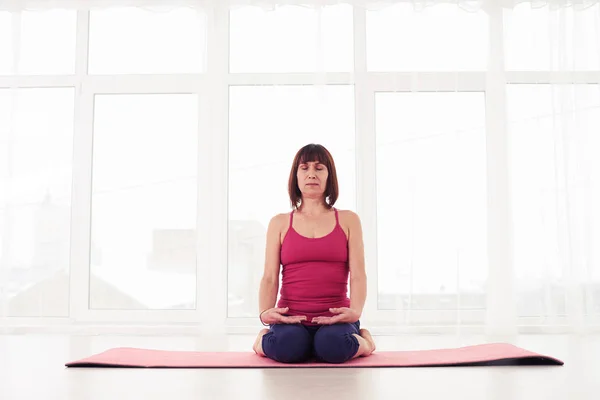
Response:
[0,333,598,400]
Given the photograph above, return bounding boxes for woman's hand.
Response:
[260,307,307,325]
[311,307,360,325]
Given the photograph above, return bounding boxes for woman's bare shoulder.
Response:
[335,209,359,239]
[337,209,360,222]
[338,209,362,229]
[268,212,291,230]
[268,212,292,245]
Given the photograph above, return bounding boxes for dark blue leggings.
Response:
[262,321,361,364]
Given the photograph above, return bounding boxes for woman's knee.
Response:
[262,324,312,363]
[313,324,360,364]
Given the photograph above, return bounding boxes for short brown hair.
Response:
[288,144,339,210]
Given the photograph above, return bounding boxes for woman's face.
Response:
[297,160,328,197]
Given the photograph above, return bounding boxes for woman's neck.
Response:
[298,198,329,216]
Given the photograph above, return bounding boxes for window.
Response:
[2,1,598,331]
[367,4,488,71]
[0,88,74,316]
[229,5,353,72]
[504,4,600,71]
[89,7,207,74]
[89,94,199,310]
[506,84,600,317]
[375,92,487,312]
[0,10,76,75]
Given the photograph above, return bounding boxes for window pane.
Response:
[376,92,487,311]
[504,4,600,71]
[0,12,12,74]
[506,84,600,317]
[90,94,198,310]
[367,4,488,71]
[0,88,74,317]
[230,5,353,73]
[0,10,76,75]
[89,8,206,74]
[228,86,356,317]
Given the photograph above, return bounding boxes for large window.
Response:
[1,2,599,332]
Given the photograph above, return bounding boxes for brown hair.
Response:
[288,144,339,210]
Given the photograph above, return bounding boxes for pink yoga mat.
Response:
[65,343,563,368]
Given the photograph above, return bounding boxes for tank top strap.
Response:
[289,210,294,226]
[333,207,339,226]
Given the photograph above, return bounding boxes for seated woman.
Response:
[252,143,376,364]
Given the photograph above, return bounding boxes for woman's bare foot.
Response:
[359,328,376,355]
[351,328,376,358]
[252,328,269,356]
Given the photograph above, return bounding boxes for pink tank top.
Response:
[277,207,351,325]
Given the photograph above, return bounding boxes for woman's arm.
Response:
[347,211,367,318]
[258,214,283,313]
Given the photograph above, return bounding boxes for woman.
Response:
[252,143,376,364]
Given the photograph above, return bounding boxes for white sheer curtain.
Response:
[1,0,599,334]
[1,0,599,11]
[502,3,600,333]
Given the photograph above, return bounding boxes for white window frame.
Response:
[2,3,599,334]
